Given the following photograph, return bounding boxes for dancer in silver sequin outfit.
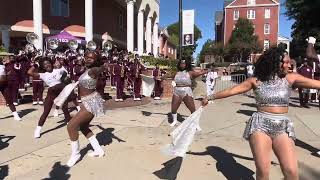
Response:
[163,59,207,127]
[66,51,107,167]
[202,46,320,180]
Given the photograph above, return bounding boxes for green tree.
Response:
[0,45,6,52]
[285,0,320,58]
[199,39,214,63]
[167,22,202,61]
[226,18,262,62]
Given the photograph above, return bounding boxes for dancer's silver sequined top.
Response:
[254,77,291,107]
[174,71,192,86]
[79,70,97,89]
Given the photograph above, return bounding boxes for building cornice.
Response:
[225,3,279,9]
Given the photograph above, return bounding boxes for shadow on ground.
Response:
[188,146,255,179]
[153,157,183,180]
[79,125,126,160]
[295,139,320,158]
[43,162,70,180]
[0,134,15,151]
[0,165,8,179]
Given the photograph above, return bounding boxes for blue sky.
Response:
[159,0,294,57]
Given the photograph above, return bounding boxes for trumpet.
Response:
[103,41,113,52]
[48,38,59,50]
[68,40,78,51]
[86,40,97,51]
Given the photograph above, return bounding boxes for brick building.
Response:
[0,0,161,56]
[216,0,280,50]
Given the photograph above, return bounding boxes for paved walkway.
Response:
[0,89,320,179]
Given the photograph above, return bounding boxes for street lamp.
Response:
[179,0,182,60]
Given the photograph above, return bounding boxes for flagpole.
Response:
[179,0,182,60]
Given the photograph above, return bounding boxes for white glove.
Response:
[306,36,316,45]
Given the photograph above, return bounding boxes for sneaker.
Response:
[34,127,41,138]
[53,109,59,117]
[38,101,44,105]
[135,98,141,101]
[67,154,81,167]
[32,101,38,105]
[88,150,105,157]
[119,99,124,102]
[115,99,120,102]
[77,100,82,103]
[13,102,18,106]
[317,151,320,155]
[154,97,161,100]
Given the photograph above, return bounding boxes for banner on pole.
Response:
[182,10,195,46]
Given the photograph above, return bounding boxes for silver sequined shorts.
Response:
[81,91,105,117]
[173,87,193,98]
[243,111,295,140]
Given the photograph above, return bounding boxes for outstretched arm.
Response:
[288,73,320,89]
[190,69,208,79]
[202,78,255,106]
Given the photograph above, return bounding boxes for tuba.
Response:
[25,33,39,53]
[48,39,59,50]
[103,41,113,52]
[86,40,97,51]
[68,40,78,50]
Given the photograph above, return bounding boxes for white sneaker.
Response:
[88,150,105,157]
[34,126,42,138]
[38,101,44,105]
[134,98,141,101]
[317,151,320,155]
[115,99,120,102]
[13,102,18,106]
[170,114,178,127]
[154,97,161,100]
[76,106,81,112]
[12,112,22,121]
[32,101,38,105]
[77,100,82,103]
[67,154,81,167]
[53,109,59,117]
[119,99,124,102]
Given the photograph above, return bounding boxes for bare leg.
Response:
[272,134,298,180]
[182,95,196,114]
[249,132,273,180]
[67,108,94,141]
[170,95,183,126]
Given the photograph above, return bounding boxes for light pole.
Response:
[179,0,182,60]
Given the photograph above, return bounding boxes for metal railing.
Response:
[214,74,247,92]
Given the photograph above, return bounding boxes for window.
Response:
[265,9,271,19]
[247,0,256,5]
[264,40,270,51]
[264,24,270,34]
[233,10,239,20]
[247,10,255,19]
[50,0,69,17]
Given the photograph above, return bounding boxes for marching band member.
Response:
[130,55,146,101]
[152,64,163,100]
[113,58,127,102]
[31,56,44,105]
[28,57,72,138]
[5,55,21,106]
[65,51,106,167]
[0,57,22,121]
[73,56,86,102]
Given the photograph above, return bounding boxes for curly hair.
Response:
[85,51,103,68]
[254,47,286,81]
[177,59,192,72]
[38,57,53,71]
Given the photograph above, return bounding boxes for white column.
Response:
[33,0,43,50]
[153,22,159,57]
[146,17,152,54]
[126,0,135,52]
[1,30,10,51]
[137,10,144,55]
[85,0,93,42]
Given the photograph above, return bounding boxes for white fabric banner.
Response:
[54,82,78,107]
[162,107,203,157]
[183,10,195,46]
[141,74,155,97]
